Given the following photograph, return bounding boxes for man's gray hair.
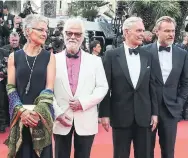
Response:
[10,31,19,38]
[155,16,176,30]
[63,18,85,36]
[122,17,143,30]
[144,31,153,36]
[23,14,48,39]
[182,31,188,39]
[14,15,22,21]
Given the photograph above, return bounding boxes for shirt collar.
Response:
[123,42,138,49]
[124,42,140,56]
[157,41,172,51]
[66,49,81,59]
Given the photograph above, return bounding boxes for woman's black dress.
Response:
[14,49,52,158]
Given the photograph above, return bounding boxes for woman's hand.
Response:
[30,111,40,125]
[20,110,40,128]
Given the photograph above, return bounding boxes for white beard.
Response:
[65,41,81,53]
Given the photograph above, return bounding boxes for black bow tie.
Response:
[66,52,79,59]
[129,48,139,55]
[159,46,171,52]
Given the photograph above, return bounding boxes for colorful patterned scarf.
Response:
[7,84,23,121]
[5,84,54,158]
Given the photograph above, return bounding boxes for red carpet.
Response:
[0,121,187,158]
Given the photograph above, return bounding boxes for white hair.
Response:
[122,17,143,30]
[23,14,48,39]
[63,18,85,36]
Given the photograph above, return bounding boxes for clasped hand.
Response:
[57,113,72,127]
[20,110,40,128]
[56,99,83,127]
[69,99,83,112]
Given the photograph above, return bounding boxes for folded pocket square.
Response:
[147,66,150,68]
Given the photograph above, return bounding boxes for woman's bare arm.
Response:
[46,52,56,90]
[7,53,16,85]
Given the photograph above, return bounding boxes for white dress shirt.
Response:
[124,43,141,88]
[157,42,172,83]
[4,16,7,21]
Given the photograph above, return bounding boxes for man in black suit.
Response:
[143,16,188,158]
[99,17,158,158]
[2,31,22,54]
[2,5,14,30]
[0,48,9,133]
[1,5,14,45]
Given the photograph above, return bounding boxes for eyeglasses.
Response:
[65,31,82,38]
[32,28,49,34]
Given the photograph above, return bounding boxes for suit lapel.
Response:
[135,49,148,89]
[165,45,179,84]
[74,50,86,97]
[60,51,73,97]
[151,42,164,84]
[117,46,134,88]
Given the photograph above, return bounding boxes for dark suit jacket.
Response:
[3,13,15,30]
[99,46,158,128]
[143,42,188,118]
[176,43,188,52]
[0,48,9,79]
[2,44,23,54]
[0,48,9,61]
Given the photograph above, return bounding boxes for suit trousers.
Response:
[54,125,95,158]
[0,81,9,127]
[112,121,151,158]
[150,100,178,158]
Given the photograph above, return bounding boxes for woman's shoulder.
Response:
[14,49,24,54]
[39,49,52,65]
[41,49,51,57]
[14,49,24,59]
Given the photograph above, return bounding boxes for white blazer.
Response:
[53,50,108,136]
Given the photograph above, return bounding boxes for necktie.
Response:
[129,48,139,55]
[66,52,79,59]
[159,46,170,52]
